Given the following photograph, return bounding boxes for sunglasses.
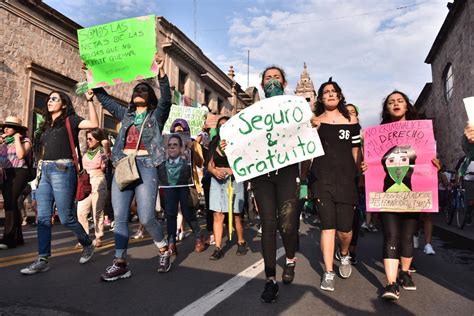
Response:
[86,137,95,141]
[133,87,149,93]
[48,96,61,102]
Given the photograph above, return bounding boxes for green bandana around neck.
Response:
[134,111,147,126]
[4,136,15,145]
[264,78,284,98]
[87,146,100,160]
[387,166,409,185]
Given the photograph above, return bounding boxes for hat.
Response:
[0,116,28,131]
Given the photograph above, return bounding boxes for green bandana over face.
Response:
[134,111,147,126]
[4,136,15,145]
[264,78,284,98]
[388,166,409,185]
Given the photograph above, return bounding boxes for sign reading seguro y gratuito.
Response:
[163,105,209,137]
[78,15,157,88]
[220,95,325,183]
[364,120,438,213]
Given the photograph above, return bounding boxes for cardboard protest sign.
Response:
[463,97,474,122]
[158,132,193,188]
[163,105,209,137]
[364,120,438,212]
[220,95,324,183]
[78,15,157,88]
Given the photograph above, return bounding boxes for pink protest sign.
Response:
[364,120,438,213]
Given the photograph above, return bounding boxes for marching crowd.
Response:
[1,54,473,303]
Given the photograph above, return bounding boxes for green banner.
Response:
[78,15,157,88]
[163,105,209,137]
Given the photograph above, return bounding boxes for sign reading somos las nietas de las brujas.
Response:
[220,95,325,183]
[78,15,157,88]
[364,120,438,213]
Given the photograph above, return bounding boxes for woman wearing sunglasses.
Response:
[76,128,110,248]
[91,53,173,281]
[21,90,99,275]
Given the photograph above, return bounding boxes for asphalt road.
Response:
[0,215,473,315]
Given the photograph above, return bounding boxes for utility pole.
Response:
[247,50,250,87]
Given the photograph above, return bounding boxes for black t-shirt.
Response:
[310,123,361,204]
[40,115,84,160]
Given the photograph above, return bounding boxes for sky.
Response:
[43,0,448,127]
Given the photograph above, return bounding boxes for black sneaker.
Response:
[157,250,171,273]
[236,242,248,256]
[101,259,131,282]
[382,282,400,300]
[350,252,358,265]
[399,271,416,290]
[408,263,417,273]
[282,261,296,284]
[210,248,224,260]
[261,280,279,303]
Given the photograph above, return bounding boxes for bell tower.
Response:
[295,62,316,111]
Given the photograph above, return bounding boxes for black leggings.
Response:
[381,212,420,259]
[2,168,29,247]
[252,164,299,278]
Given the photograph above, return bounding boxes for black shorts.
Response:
[316,198,354,232]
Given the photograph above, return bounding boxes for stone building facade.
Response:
[415,0,473,169]
[1,0,256,146]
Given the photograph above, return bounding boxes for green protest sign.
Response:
[78,15,157,88]
[163,105,209,137]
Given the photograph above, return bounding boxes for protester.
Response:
[306,79,361,292]
[208,116,247,260]
[91,54,173,281]
[231,66,299,303]
[160,119,205,256]
[0,116,33,250]
[76,128,110,248]
[361,90,441,300]
[20,90,99,275]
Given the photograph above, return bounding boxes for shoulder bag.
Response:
[66,117,92,201]
[114,113,150,191]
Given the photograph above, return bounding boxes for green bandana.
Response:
[264,78,284,98]
[134,111,147,126]
[166,159,181,186]
[86,147,100,160]
[388,166,409,185]
[4,136,15,145]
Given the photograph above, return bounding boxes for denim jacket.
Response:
[94,75,171,168]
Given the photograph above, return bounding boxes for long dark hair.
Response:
[128,82,158,113]
[39,91,76,133]
[208,116,230,156]
[315,80,350,121]
[382,145,417,192]
[87,128,106,143]
[381,90,418,124]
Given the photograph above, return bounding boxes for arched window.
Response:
[444,63,454,101]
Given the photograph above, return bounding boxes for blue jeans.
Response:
[163,187,201,244]
[36,160,92,257]
[112,158,166,258]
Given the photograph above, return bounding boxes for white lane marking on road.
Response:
[175,247,285,316]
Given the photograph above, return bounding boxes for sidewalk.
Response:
[432,212,474,243]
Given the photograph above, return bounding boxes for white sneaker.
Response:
[423,243,435,255]
[361,222,369,230]
[413,235,419,249]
